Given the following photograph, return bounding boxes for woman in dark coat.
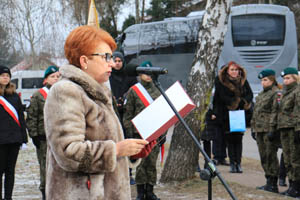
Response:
[0,65,27,200]
[212,61,253,173]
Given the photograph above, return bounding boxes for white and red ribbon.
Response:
[131,83,153,107]
[39,87,49,99]
[0,96,20,126]
[131,82,165,165]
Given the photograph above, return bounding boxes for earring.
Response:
[84,66,88,70]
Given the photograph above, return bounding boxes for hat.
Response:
[281,67,298,77]
[258,69,275,79]
[44,65,59,79]
[0,65,11,77]
[112,51,124,63]
[140,61,153,67]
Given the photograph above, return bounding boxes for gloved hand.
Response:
[267,132,275,141]
[32,136,41,149]
[251,131,256,141]
[130,140,156,159]
[158,136,166,147]
[294,131,300,143]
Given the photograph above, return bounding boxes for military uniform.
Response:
[123,79,162,200]
[278,82,300,190]
[251,84,280,192]
[26,85,50,194]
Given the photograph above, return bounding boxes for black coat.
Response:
[0,93,27,145]
[109,69,137,102]
[212,73,253,132]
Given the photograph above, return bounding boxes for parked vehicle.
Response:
[11,70,44,107]
[118,4,298,94]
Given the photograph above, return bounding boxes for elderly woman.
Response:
[44,25,153,200]
[277,67,300,198]
[212,61,253,173]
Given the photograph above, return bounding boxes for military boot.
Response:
[145,183,160,200]
[257,176,271,191]
[286,180,300,198]
[280,180,293,195]
[136,184,146,200]
[267,177,279,193]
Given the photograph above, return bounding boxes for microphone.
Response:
[124,63,168,76]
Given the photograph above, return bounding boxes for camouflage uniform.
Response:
[26,85,50,192]
[251,85,280,178]
[123,80,161,185]
[278,82,300,183]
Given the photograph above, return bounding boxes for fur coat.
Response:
[212,65,253,132]
[44,64,132,200]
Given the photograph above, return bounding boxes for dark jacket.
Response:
[212,66,253,132]
[109,68,137,103]
[0,83,27,144]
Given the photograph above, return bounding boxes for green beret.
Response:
[281,67,298,77]
[140,61,153,67]
[258,69,275,79]
[44,65,59,78]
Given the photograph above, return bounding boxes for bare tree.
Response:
[161,0,233,182]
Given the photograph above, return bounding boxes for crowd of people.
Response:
[0,24,299,200]
[201,62,300,198]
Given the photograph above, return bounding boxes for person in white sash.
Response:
[0,65,27,200]
[26,65,60,200]
[123,61,165,200]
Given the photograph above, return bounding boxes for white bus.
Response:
[118,4,298,94]
[11,70,44,107]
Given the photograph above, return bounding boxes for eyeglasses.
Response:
[91,53,114,62]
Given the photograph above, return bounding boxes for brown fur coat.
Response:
[44,65,132,200]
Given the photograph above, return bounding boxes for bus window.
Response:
[22,78,44,89]
[11,79,18,89]
[232,14,285,47]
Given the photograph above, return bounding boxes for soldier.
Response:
[251,69,281,193]
[123,61,164,200]
[277,67,300,198]
[26,65,60,200]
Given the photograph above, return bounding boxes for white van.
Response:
[11,70,44,107]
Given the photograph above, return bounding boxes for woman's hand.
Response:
[116,139,149,157]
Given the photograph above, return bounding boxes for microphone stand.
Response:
[151,74,238,200]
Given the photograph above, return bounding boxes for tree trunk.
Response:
[160,0,232,183]
[135,0,140,24]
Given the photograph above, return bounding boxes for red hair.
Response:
[64,25,117,68]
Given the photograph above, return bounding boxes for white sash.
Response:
[0,96,20,126]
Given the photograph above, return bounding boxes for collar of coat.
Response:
[60,64,110,104]
[218,64,247,92]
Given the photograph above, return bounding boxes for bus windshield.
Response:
[232,14,285,47]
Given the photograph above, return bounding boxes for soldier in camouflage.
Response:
[123,61,164,200]
[251,69,281,193]
[277,67,300,198]
[26,66,60,200]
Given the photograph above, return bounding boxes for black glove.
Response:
[251,131,256,141]
[267,132,275,141]
[295,131,300,143]
[32,136,41,149]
